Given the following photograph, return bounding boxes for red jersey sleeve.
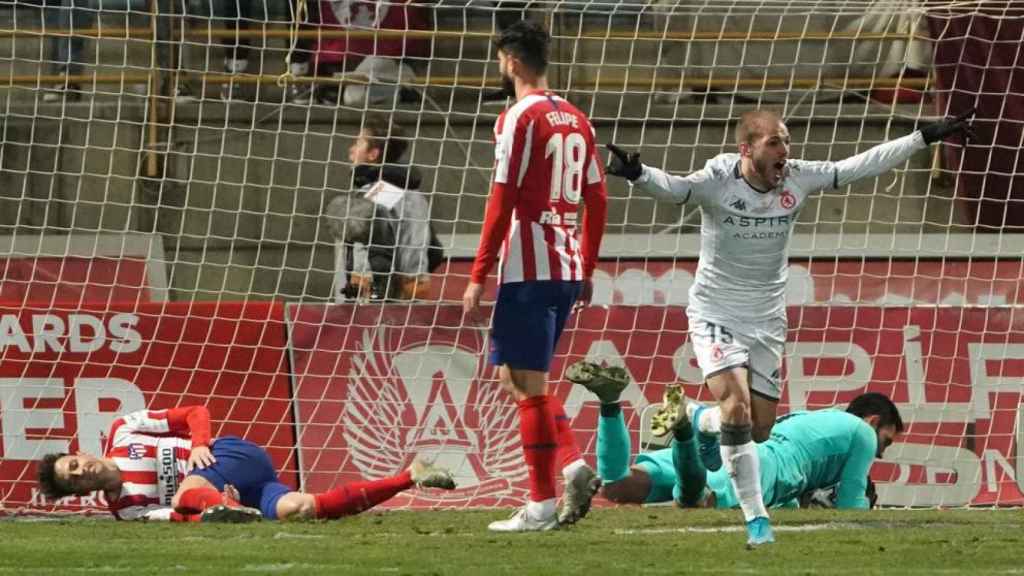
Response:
[579,133,608,278]
[105,406,212,454]
[470,112,530,284]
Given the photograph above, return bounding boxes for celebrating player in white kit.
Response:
[605,108,975,545]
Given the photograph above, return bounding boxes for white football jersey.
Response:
[634,131,926,324]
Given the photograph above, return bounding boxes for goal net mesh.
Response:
[0,0,1021,513]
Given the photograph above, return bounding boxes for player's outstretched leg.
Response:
[565,361,629,405]
[687,401,723,472]
[569,360,633,487]
[558,361,629,525]
[667,400,708,507]
[651,386,683,438]
[410,457,457,490]
[314,457,456,519]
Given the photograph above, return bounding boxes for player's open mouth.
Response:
[774,161,786,170]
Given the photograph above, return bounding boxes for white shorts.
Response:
[687,313,786,401]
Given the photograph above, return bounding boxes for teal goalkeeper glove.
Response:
[920,107,978,145]
[605,143,644,181]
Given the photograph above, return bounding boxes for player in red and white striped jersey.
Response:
[38,405,456,522]
[462,20,608,533]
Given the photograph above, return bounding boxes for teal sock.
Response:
[597,403,631,483]
[672,436,707,507]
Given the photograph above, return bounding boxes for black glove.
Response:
[866,476,878,509]
[369,274,393,301]
[605,143,644,182]
[341,283,361,300]
[920,107,978,145]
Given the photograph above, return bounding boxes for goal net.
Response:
[0,0,1021,514]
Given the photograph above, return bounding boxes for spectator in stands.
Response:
[312,0,430,107]
[324,115,442,301]
[42,0,90,102]
[285,0,325,104]
[175,1,273,102]
[41,0,187,102]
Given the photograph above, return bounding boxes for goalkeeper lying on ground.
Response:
[567,362,901,510]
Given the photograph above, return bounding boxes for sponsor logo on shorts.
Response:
[711,344,724,362]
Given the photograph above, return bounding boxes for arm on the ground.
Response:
[834,423,878,510]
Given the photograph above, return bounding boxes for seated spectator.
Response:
[312,0,430,107]
[324,115,443,301]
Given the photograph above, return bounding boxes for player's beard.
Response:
[500,71,516,99]
[754,154,784,189]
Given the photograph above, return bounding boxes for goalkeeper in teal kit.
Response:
[566,362,902,510]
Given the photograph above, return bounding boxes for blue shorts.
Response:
[489,280,583,372]
[189,436,292,520]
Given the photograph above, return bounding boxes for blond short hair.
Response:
[735,110,785,147]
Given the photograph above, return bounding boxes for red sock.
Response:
[551,397,583,470]
[176,486,223,514]
[313,471,414,519]
[518,395,558,502]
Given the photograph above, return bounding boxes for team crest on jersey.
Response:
[711,344,724,362]
[343,327,527,501]
[127,443,146,460]
[779,190,796,209]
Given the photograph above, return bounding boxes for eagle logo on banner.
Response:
[343,326,527,500]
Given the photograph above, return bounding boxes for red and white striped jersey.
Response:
[471,89,608,285]
[103,406,212,521]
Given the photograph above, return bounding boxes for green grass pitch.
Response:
[2,508,1020,575]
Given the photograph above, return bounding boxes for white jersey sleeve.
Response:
[631,156,729,206]
[789,131,927,193]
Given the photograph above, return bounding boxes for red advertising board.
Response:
[0,258,153,304]
[288,303,1024,508]
[0,301,295,515]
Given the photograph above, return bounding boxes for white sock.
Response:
[562,458,587,481]
[721,441,769,522]
[225,58,248,74]
[685,403,722,435]
[526,498,556,520]
[290,62,310,77]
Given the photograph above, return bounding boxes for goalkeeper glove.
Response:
[605,143,644,182]
[919,107,978,145]
[866,476,878,509]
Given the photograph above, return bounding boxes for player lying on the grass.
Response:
[36,405,455,522]
[567,362,901,511]
[605,108,973,545]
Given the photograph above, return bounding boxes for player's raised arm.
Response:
[605,143,714,205]
[828,108,977,190]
